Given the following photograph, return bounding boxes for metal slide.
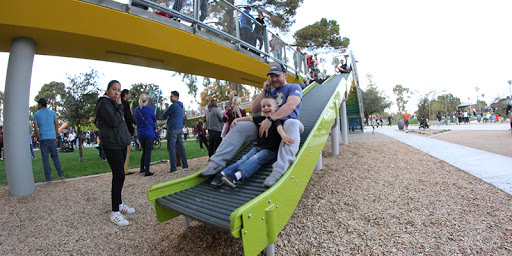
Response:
[148,73,353,255]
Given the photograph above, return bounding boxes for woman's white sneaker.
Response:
[110,212,129,227]
[119,204,135,214]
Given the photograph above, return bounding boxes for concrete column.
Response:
[341,101,349,145]
[266,243,275,256]
[4,37,37,197]
[331,113,340,155]
[184,216,191,228]
[315,154,322,171]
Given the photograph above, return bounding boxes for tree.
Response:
[199,80,250,107]
[129,82,164,113]
[245,0,304,31]
[61,69,101,162]
[392,84,411,114]
[33,81,66,114]
[294,18,350,50]
[361,74,391,123]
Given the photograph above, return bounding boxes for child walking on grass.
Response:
[211,96,294,188]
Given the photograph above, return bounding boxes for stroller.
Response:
[419,118,430,129]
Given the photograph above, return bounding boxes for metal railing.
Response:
[127,0,307,77]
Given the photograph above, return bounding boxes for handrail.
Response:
[127,0,306,77]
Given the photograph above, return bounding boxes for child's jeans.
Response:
[222,146,276,179]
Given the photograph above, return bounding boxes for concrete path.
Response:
[371,123,512,195]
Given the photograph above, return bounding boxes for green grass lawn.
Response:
[0,140,208,185]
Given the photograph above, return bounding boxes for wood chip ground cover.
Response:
[1,132,511,255]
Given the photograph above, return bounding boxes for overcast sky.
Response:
[1,0,511,112]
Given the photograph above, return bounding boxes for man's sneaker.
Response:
[182,168,189,171]
[144,172,154,177]
[263,171,283,188]
[140,169,145,174]
[110,212,129,227]
[210,173,223,187]
[119,204,135,214]
[199,165,222,177]
[59,175,65,180]
[221,174,237,188]
[168,169,178,173]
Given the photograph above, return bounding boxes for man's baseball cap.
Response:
[37,98,47,105]
[267,63,285,76]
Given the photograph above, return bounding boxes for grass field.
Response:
[0,140,208,185]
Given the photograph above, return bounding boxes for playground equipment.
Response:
[0,0,308,196]
[147,64,362,254]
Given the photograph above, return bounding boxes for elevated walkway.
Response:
[0,0,301,87]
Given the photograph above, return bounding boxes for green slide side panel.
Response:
[231,74,352,256]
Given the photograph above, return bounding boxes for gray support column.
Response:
[341,101,349,145]
[266,243,275,256]
[331,113,340,155]
[4,37,36,197]
[184,216,191,228]
[315,154,322,171]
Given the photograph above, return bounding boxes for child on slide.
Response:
[211,96,294,188]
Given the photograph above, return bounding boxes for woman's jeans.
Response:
[140,138,154,174]
[222,146,276,179]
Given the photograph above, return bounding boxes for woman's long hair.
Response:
[207,99,217,109]
[231,96,242,118]
[139,94,149,108]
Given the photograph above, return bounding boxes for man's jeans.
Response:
[222,147,276,180]
[167,129,188,171]
[39,139,63,181]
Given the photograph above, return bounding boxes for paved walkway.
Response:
[370,123,512,195]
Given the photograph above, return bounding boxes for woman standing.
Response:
[206,99,223,157]
[223,96,246,137]
[95,80,134,227]
[134,94,158,177]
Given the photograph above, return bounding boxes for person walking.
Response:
[0,132,3,161]
[206,99,223,158]
[162,91,189,173]
[121,89,136,175]
[134,94,158,177]
[403,111,410,133]
[195,118,208,151]
[95,80,135,227]
[29,122,36,160]
[33,98,64,182]
[182,127,189,141]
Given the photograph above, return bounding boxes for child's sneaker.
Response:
[210,173,223,187]
[119,204,135,214]
[221,174,237,188]
[110,212,129,227]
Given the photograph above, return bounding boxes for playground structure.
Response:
[147,66,363,254]
[0,0,307,196]
[0,0,366,254]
